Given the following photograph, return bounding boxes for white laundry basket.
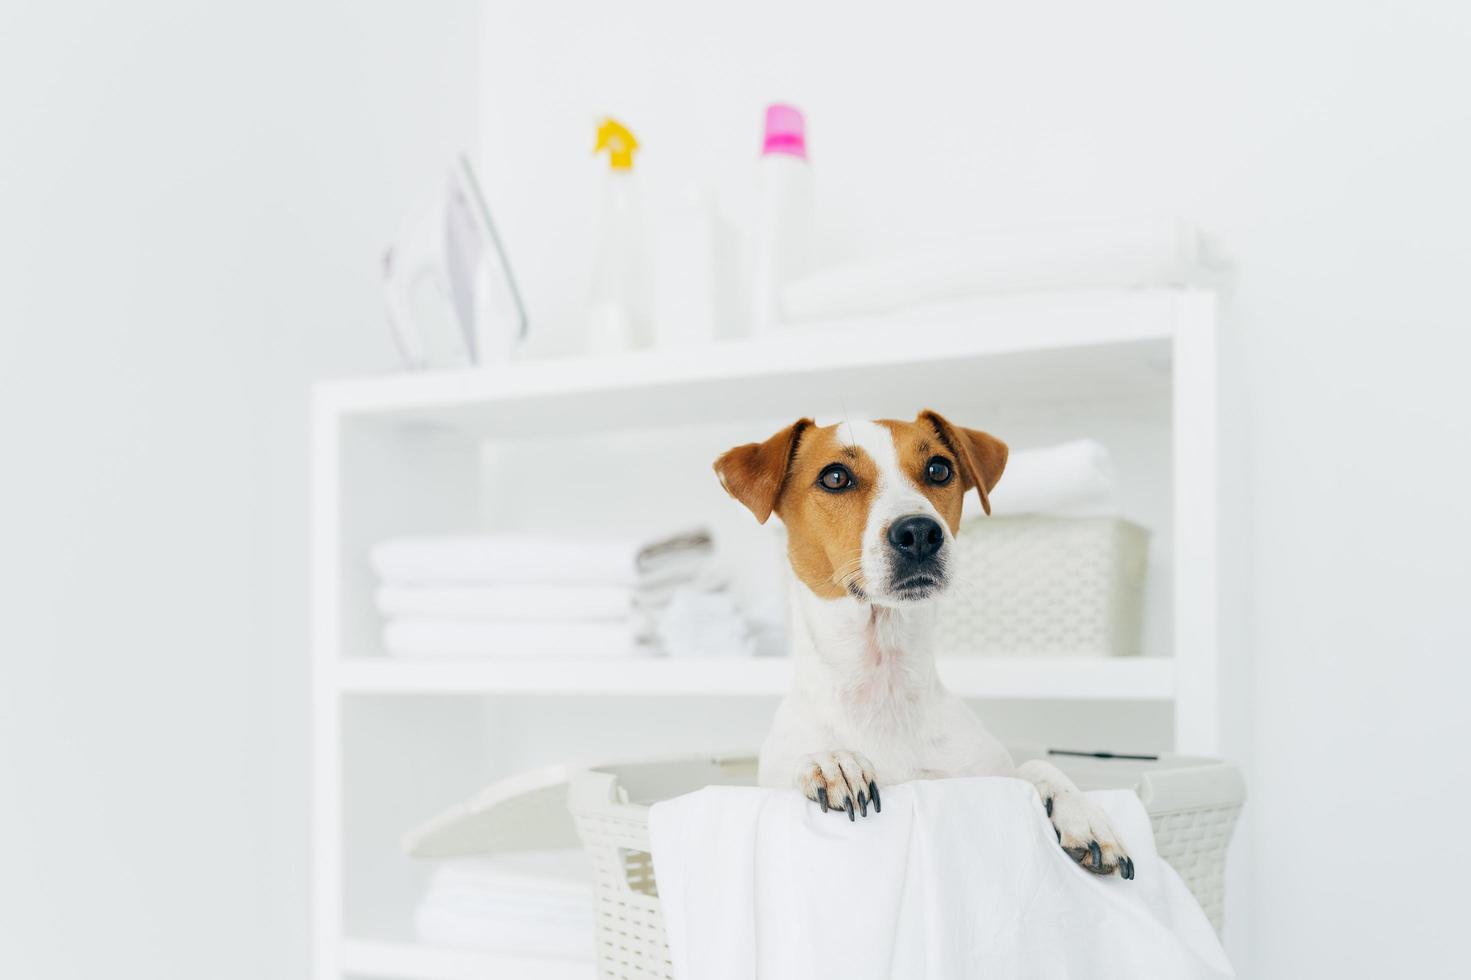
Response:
[569,748,1243,980]
[933,515,1151,657]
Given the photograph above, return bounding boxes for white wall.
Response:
[3,3,1466,976]
[478,1,1471,975]
[0,3,477,977]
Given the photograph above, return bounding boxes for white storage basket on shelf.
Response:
[933,515,1150,657]
[569,748,1243,980]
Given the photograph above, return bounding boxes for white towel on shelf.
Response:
[655,589,754,658]
[414,851,595,959]
[415,902,592,958]
[631,567,730,611]
[370,528,712,587]
[782,218,1210,323]
[425,848,592,894]
[979,438,1120,518]
[648,779,1233,980]
[376,584,631,622]
[384,619,638,658]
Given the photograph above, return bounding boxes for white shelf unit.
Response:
[335,655,1177,700]
[311,287,1222,980]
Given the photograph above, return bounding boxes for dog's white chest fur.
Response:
[760,580,1015,786]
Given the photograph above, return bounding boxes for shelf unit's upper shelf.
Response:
[335,655,1175,701]
[314,289,1183,438]
[338,938,589,980]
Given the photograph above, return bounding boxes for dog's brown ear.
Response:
[919,410,1008,516]
[713,418,813,524]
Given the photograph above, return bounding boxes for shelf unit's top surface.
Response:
[317,289,1186,437]
[335,655,1175,701]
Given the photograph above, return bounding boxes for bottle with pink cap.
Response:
[751,102,814,334]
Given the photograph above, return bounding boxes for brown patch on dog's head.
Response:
[715,420,876,599]
[777,425,881,599]
[917,409,1008,516]
[716,412,1008,602]
[876,418,963,533]
[713,418,813,524]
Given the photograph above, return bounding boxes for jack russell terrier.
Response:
[715,410,1134,879]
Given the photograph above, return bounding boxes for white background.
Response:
[0,2,477,977]
[3,1,1470,978]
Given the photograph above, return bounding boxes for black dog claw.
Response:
[845,797,855,822]
[869,780,881,813]
[1089,841,1102,870]
[1045,796,1053,817]
[1121,856,1135,880]
[857,791,868,817]
[817,787,829,813]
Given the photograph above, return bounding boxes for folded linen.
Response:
[423,848,593,898]
[414,851,595,959]
[370,528,713,587]
[376,584,631,622]
[384,619,637,658]
[980,438,1119,518]
[655,589,754,658]
[415,903,593,958]
[631,567,730,611]
[649,779,1233,980]
[782,218,1211,323]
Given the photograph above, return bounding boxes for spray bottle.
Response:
[751,103,814,335]
[587,117,651,354]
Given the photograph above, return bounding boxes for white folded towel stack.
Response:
[782,218,1214,324]
[370,528,753,659]
[370,529,714,588]
[384,620,637,659]
[977,438,1120,518]
[376,584,632,622]
[413,850,595,960]
[654,588,755,659]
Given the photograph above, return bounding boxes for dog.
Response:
[714,410,1134,879]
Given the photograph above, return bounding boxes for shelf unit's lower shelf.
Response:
[339,938,591,980]
[335,655,1175,701]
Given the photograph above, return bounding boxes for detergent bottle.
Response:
[587,117,651,354]
[751,103,814,335]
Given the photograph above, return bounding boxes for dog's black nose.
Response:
[887,515,944,561]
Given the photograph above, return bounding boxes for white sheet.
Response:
[383,619,637,658]
[649,778,1233,980]
[376,584,632,621]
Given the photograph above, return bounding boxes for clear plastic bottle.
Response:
[587,118,651,354]
[750,103,814,335]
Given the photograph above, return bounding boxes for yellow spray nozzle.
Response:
[594,117,639,170]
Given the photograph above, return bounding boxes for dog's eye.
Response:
[818,464,854,492]
[926,456,953,485]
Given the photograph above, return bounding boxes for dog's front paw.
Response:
[1045,791,1134,879]
[796,750,880,821]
